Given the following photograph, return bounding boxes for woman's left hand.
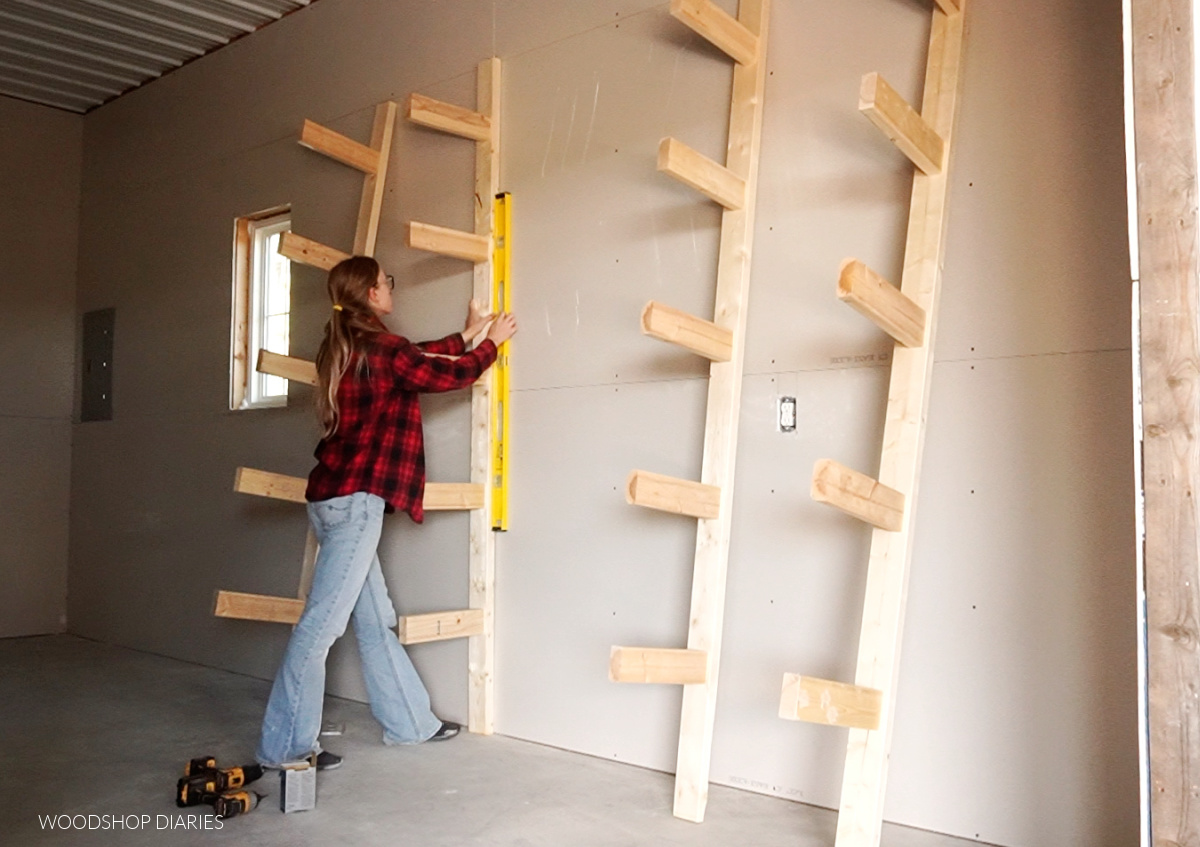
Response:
[463,298,495,343]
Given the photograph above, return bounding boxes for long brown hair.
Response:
[315,256,384,438]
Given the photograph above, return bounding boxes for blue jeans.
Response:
[256,492,442,766]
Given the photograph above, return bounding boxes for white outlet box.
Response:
[778,396,797,432]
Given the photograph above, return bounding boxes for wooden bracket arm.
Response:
[810,459,905,532]
[257,350,317,386]
[234,467,306,503]
[215,594,487,648]
[837,259,928,348]
[625,470,721,520]
[234,467,485,512]
[256,350,460,388]
[657,137,746,210]
[779,674,883,730]
[859,72,946,175]
[641,301,733,362]
[214,590,304,625]
[299,119,381,174]
[398,609,485,644]
[610,647,708,684]
[669,0,759,65]
[408,221,491,264]
[408,93,492,142]
[278,232,350,271]
[423,483,486,511]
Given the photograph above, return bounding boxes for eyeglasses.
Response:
[384,274,395,291]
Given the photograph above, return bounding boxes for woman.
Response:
[257,255,517,769]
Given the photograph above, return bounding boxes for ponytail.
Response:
[315,256,385,438]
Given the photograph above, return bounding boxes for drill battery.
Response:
[213,790,261,820]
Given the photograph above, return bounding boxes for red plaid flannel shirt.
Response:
[305,330,497,522]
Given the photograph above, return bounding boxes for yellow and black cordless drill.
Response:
[176,756,264,818]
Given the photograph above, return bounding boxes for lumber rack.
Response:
[609,0,771,823]
[776,3,968,846]
[216,61,505,734]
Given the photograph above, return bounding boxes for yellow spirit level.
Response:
[491,192,511,531]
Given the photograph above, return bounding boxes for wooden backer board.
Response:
[467,57,502,737]
[779,674,883,730]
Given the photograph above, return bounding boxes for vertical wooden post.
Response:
[832,7,966,846]
[469,57,501,736]
[354,101,398,256]
[673,0,770,823]
[1129,0,1200,841]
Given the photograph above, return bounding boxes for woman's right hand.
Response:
[486,312,517,345]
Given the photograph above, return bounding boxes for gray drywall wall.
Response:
[0,95,80,638]
[67,0,1136,844]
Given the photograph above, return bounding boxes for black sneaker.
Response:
[315,751,343,770]
[429,721,460,742]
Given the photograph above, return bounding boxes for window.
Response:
[232,208,291,409]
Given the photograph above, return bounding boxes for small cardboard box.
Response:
[279,755,316,813]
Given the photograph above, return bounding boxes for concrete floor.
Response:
[0,636,992,846]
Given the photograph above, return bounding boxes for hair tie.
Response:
[332,304,344,312]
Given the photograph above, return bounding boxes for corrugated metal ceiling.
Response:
[0,0,313,113]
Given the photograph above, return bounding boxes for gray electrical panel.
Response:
[81,308,114,422]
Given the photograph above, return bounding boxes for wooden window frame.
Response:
[231,206,291,410]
